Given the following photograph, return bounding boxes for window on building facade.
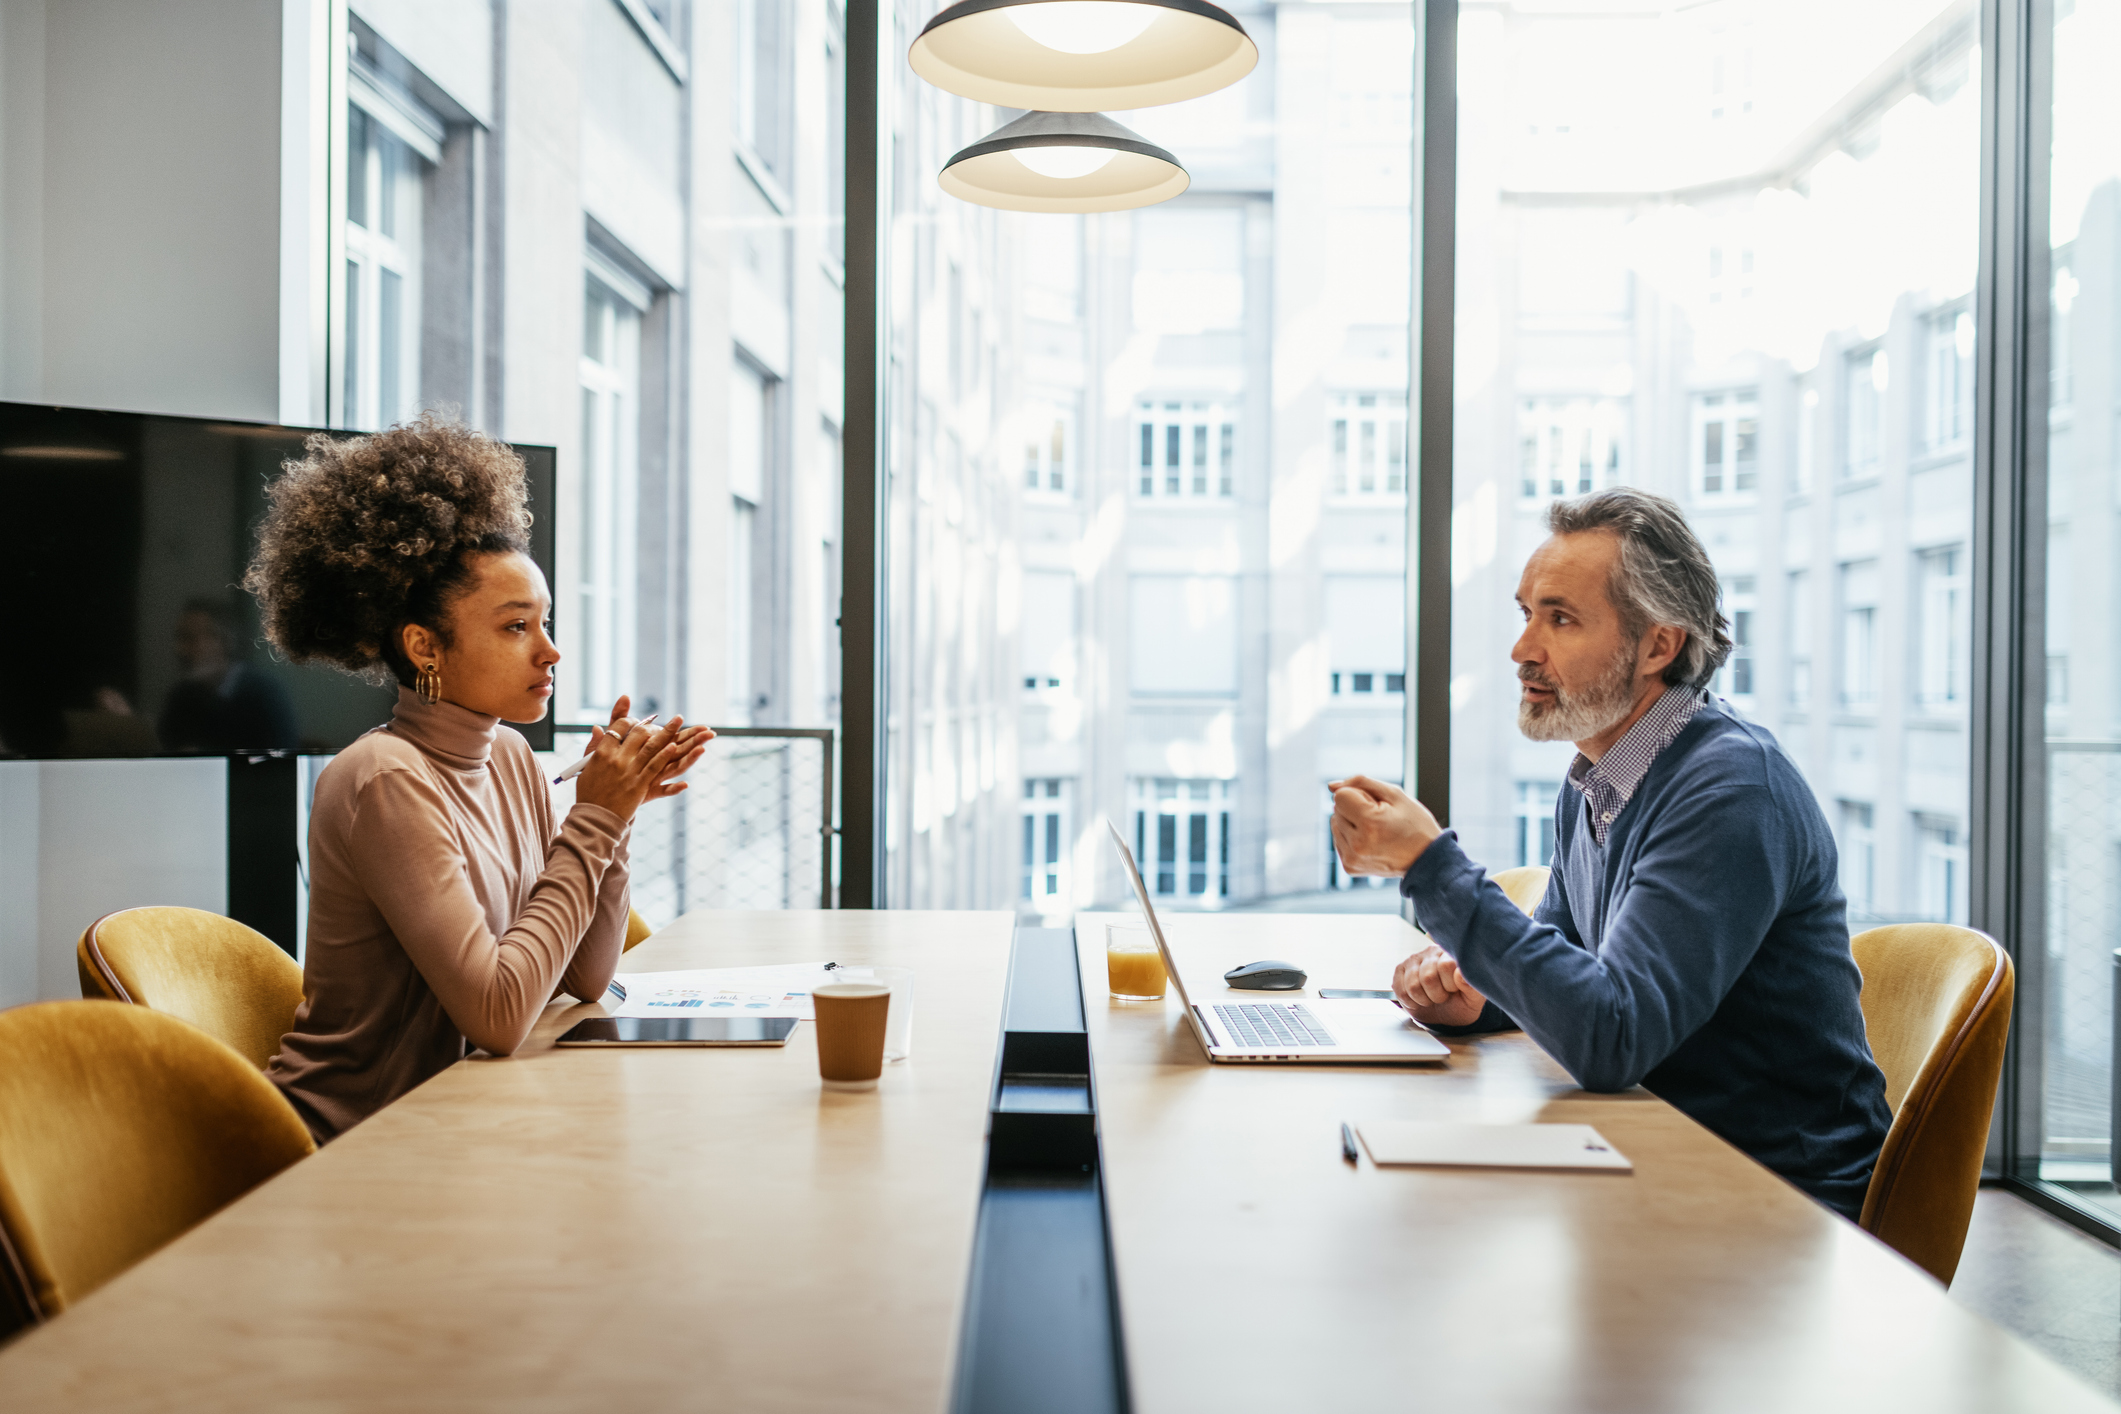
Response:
[1795,383,1818,493]
[1021,777,1071,911]
[576,269,645,721]
[1135,401,1236,500]
[1023,406,1071,495]
[1840,801,1876,918]
[1924,306,1975,451]
[1915,814,1967,924]
[1328,393,1407,499]
[1517,397,1625,501]
[1132,778,1234,901]
[1692,389,1760,499]
[1785,570,1811,707]
[1515,780,1559,868]
[1915,545,1968,708]
[735,0,789,180]
[344,95,435,431]
[1843,346,1887,480]
[729,357,772,724]
[1716,576,1756,700]
[1839,560,1878,708]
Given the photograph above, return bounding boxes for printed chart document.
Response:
[605,962,836,1020]
[1356,1121,1633,1173]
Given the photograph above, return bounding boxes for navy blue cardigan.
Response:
[1402,699,1890,1219]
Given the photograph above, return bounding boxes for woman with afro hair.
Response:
[245,415,710,1141]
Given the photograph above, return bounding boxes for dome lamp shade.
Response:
[939,110,1189,213]
[910,0,1258,112]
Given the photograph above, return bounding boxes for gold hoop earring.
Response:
[416,663,442,706]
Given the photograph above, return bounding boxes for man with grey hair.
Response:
[1330,488,1889,1218]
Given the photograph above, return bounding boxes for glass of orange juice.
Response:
[1106,924,1167,1001]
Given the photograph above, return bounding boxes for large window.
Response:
[882,5,1415,913]
[1449,0,1975,992]
[2040,0,2121,1208]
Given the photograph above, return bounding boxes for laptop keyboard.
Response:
[1212,1003,1337,1049]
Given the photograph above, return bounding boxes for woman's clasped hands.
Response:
[571,694,713,822]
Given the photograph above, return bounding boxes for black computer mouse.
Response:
[1224,959,1308,990]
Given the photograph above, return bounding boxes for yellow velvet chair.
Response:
[1851,923,2014,1285]
[1490,865,1551,917]
[624,907,654,953]
[77,907,306,1071]
[0,1000,315,1336]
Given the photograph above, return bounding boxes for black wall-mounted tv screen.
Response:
[0,402,557,758]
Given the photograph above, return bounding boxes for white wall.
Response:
[8,0,286,418]
[0,0,305,1004]
[0,760,226,1007]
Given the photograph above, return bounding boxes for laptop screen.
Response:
[1104,818,1193,1007]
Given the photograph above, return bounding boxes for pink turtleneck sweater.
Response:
[268,689,629,1141]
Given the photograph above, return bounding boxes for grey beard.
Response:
[1517,644,1640,743]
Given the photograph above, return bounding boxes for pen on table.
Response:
[553,715,659,784]
[1341,1121,1360,1165]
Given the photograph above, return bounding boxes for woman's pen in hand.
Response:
[552,715,659,785]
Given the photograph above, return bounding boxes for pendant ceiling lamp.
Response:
[911,0,1257,112]
[939,110,1188,213]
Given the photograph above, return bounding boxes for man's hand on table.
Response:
[1393,943,1490,1029]
[1327,775,1444,877]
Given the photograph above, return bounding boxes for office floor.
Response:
[1953,1189,2121,1397]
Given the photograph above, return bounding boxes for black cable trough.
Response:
[950,927,1129,1414]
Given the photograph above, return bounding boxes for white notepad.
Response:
[1356,1122,1633,1173]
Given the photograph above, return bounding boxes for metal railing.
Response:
[561,726,837,924]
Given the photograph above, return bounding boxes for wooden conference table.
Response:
[0,910,1015,1413]
[1077,909,2117,1414]
[1,906,2113,1412]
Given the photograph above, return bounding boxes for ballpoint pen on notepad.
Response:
[553,716,658,784]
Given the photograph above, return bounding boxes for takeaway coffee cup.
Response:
[813,981,892,1087]
[832,966,915,1061]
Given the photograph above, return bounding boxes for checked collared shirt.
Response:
[1566,686,1710,846]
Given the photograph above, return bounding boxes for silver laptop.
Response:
[1105,820,1450,1064]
